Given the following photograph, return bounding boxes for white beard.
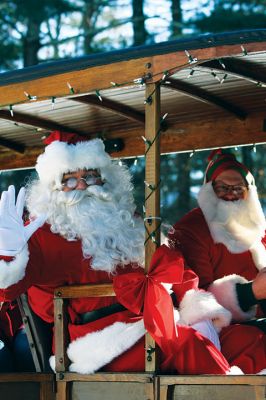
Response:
[198,182,266,270]
[26,171,144,273]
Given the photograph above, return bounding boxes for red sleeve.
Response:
[168,208,215,289]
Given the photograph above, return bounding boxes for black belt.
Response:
[79,303,127,324]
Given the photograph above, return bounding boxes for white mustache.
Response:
[57,185,112,206]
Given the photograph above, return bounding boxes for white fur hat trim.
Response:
[36,138,111,187]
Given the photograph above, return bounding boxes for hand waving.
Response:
[0,185,46,256]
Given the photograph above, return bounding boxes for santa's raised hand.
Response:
[0,185,46,256]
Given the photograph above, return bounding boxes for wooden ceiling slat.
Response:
[72,95,145,125]
[162,77,247,120]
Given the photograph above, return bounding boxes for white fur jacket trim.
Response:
[177,289,232,333]
[66,320,146,374]
[208,274,257,322]
[0,245,29,288]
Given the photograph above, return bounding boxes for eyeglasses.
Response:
[61,173,103,190]
[212,182,248,196]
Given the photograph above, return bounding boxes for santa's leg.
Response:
[220,324,266,374]
[160,325,232,375]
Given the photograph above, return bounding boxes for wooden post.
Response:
[54,295,70,373]
[144,81,161,372]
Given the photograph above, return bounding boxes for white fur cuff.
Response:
[67,320,146,374]
[178,289,232,332]
[0,246,29,288]
[209,274,257,322]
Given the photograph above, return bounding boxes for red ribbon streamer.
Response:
[113,244,184,352]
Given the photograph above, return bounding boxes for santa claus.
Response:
[168,148,266,374]
[0,134,240,374]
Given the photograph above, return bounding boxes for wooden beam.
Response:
[0,112,265,169]
[0,136,25,153]
[162,77,247,120]
[198,57,266,86]
[0,110,86,136]
[72,95,145,124]
[0,41,265,108]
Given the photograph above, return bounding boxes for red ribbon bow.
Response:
[113,244,184,352]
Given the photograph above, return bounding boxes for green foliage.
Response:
[189,0,266,33]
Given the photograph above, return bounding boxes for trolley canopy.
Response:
[0,29,265,169]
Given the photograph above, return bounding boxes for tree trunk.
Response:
[132,0,148,45]
[170,0,182,38]
[23,20,41,66]
[82,1,97,54]
[175,153,191,219]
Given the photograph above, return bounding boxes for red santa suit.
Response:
[0,301,22,345]
[0,224,234,375]
[169,149,266,374]
[0,134,238,375]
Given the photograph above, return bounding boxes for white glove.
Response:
[0,185,47,256]
[191,319,221,351]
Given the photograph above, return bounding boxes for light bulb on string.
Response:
[9,105,14,117]
[218,59,226,69]
[241,45,248,56]
[211,71,221,82]
[141,136,152,147]
[161,71,169,82]
[189,150,195,158]
[95,90,103,102]
[220,74,228,84]
[253,144,257,153]
[67,82,75,94]
[187,69,195,78]
[24,91,37,101]
[185,50,197,64]
[51,97,56,110]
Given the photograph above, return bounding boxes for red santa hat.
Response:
[204,148,255,186]
[36,131,111,187]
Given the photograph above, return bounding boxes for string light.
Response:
[67,82,75,94]
[24,91,37,101]
[51,97,56,110]
[161,71,169,81]
[187,69,195,78]
[211,71,221,82]
[220,74,228,84]
[218,59,226,69]
[134,158,138,166]
[95,90,103,102]
[9,105,14,117]
[256,82,266,88]
[144,96,152,105]
[141,136,152,147]
[241,45,248,56]
[161,113,168,122]
[133,77,145,85]
[253,144,257,153]
[189,150,195,158]
[144,180,155,190]
[118,159,123,166]
[110,81,118,86]
[185,50,198,64]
